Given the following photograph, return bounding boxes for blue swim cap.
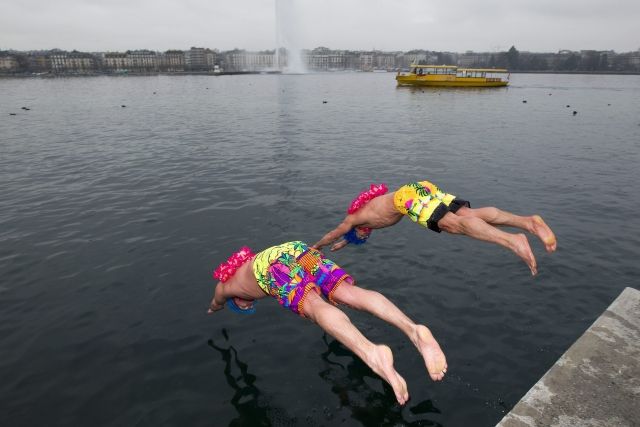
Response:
[226,298,257,314]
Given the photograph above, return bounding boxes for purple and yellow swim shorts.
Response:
[252,241,353,316]
[393,180,470,232]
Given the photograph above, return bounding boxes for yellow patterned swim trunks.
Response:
[252,241,353,316]
[393,180,470,232]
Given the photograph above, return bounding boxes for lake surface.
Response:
[1,72,639,427]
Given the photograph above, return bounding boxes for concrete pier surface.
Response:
[497,287,640,427]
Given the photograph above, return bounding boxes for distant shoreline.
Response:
[509,70,640,76]
[0,70,281,78]
[1,70,639,78]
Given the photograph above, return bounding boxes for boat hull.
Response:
[395,75,508,87]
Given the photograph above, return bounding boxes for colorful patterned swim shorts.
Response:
[393,180,470,232]
[252,241,353,316]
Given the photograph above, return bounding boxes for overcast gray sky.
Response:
[1,0,639,53]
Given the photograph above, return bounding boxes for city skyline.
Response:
[4,46,639,75]
[1,0,639,53]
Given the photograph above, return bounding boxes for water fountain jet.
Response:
[275,0,307,74]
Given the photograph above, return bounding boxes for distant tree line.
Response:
[482,46,638,72]
[418,46,640,73]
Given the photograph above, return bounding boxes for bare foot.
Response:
[413,325,448,381]
[531,215,557,252]
[366,344,410,405]
[510,233,538,275]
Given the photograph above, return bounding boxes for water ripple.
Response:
[1,73,639,427]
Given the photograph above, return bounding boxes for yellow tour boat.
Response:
[396,65,509,87]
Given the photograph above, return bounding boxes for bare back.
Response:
[222,259,269,301]
[351,193,403,229]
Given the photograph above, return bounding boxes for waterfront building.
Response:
[345,51,361,70]
[359,52,374,71]
[185,47,207,71]
[580,50,607,71]
[222,49,275,72]
[127,50,158,72]
[306,47,349,71]
[221,49,240,71]
[28,54,50,73]
[159,50,185,72]
[374,52,398,70]
[205,49,218,70]
[49,51,96,74]
[103,52,129,73]
[612,50,640,71]
[329,50,348,70]
[252,50,275,70]
[0,55,18,72]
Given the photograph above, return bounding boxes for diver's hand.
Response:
[313,219,354,251]
[207,299,225,314]
[330,239,349,251]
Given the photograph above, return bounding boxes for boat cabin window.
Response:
[413,66,458,75]
[458,70,489,78]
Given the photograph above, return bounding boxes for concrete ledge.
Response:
[497,287,640,427]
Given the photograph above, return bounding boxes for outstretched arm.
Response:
[313,219,353,251]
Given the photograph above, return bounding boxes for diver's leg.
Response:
[303,291,409,405]
[438,211,538,275]
[332,284,447,381]
[455,206,556,252]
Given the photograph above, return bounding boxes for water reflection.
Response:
[209,329,444,427]
[318,333,443,427]
[398,86,509,95]
[208,328,299,427]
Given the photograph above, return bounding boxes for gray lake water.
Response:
[1,72,639,427]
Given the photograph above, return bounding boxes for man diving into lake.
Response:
[208,241,447,405]
[313,181,557,276]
